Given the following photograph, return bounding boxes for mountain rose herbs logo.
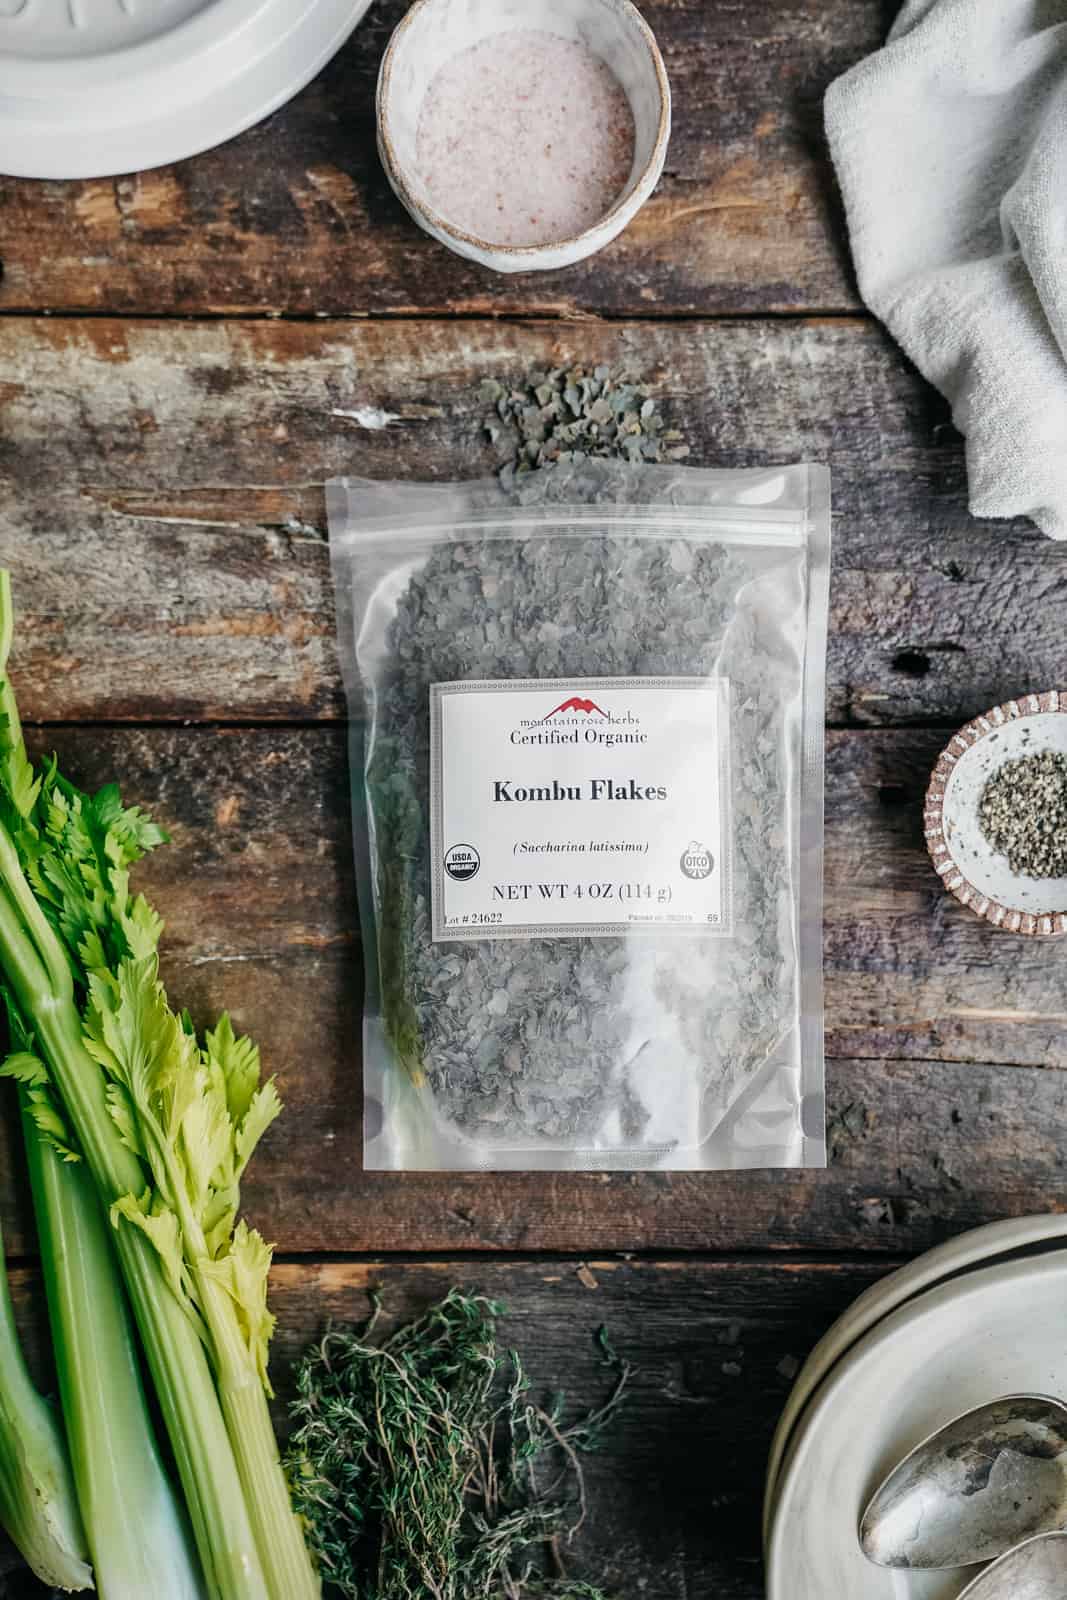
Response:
[510,691,645,748]
[544,696,607,720]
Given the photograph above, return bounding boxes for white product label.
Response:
[430,678,731,941]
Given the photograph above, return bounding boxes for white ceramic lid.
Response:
[0,0,373,179]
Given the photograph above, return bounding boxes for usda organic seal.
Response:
[680,841,713,881]
[444,844,481,882]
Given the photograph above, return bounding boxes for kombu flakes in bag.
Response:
[330,460,831,1171]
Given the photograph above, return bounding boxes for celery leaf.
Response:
[201,1222,276,1395]
[111,1191,189,1308]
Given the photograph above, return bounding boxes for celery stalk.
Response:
[0,891,268,1600]
[87,968,320,1600]
[0,1208,90,1593]
[20,1083,207,1599]
[166,1182,319,1600]
[0,569,267,1598]
[0,571,317,1599]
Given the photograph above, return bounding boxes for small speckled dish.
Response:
[925,691,1067,937]
[376,0,671,274]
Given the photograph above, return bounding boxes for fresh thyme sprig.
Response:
[287,1290,630,1600]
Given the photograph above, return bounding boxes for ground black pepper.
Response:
[979,751,1067,878]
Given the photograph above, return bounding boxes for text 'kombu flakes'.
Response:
[330,459,831,1171]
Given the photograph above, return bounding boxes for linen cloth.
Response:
[825,0,1067,539]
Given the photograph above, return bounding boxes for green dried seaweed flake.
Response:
[482,367,689,481]
[287,1291,630,1600]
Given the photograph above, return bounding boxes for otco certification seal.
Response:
[680,841,714,881]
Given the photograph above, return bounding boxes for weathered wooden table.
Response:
[2,3,1066,1595]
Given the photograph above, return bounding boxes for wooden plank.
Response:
[1,317,1062,727]
[0,0,885,319]
[2,1254,889,1599]
[0,725,1060,1259]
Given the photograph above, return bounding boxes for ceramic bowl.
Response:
[925,691,1067,937]
[762,1213,1067,1544]
[376,0,671,274]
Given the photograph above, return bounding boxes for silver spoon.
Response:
[860,1395,1067,1569]
[956,1531,1067,1600]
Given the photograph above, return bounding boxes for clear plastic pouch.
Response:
[329,461,831,1171]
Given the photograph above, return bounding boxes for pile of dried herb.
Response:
[482,365,689,482]
[369,512,793,1147]
[980,750,1067,878]
[286,1291,629,1600]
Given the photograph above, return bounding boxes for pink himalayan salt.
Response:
[415,28,636,248]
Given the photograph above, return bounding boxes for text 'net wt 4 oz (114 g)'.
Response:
[330,460,831,1172]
